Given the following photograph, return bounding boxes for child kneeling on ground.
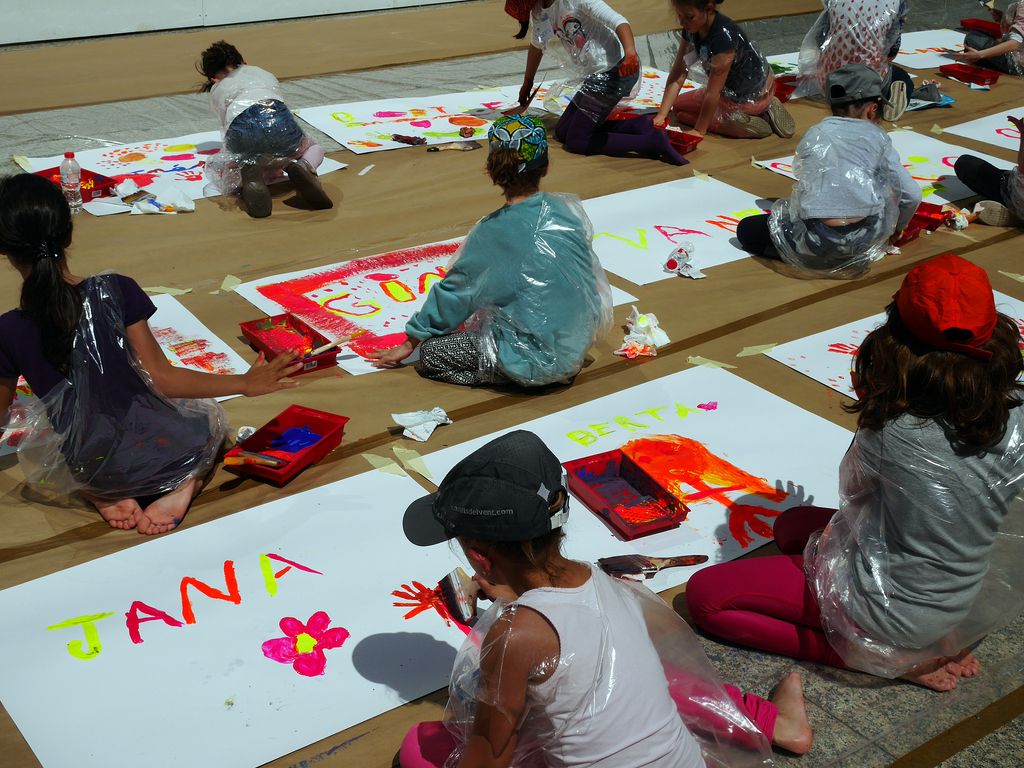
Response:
[954,114,1024,227]
[370,116,612,387]
[952,2,1024,75]
[0,175,299,534]
[198,41,332,218]
[399,430,813,767]
[737,64,920,277]
[686,255,1024,691]
[654,0,795,139]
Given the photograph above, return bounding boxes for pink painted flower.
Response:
[262,611,350,677]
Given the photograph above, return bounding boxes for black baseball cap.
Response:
[403,430,570,546]
[827,64,892,107]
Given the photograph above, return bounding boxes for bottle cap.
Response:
[64,151,75,158]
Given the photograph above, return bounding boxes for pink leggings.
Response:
[686,506,848,669]
[398,685,778,768]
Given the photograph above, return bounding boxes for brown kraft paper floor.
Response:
[2,52,1024,768]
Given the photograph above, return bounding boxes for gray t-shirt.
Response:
[839,408,1024,647]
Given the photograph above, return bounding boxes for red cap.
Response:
[894,254,997,360]
[504,0,534,23]
[64,151,75,158]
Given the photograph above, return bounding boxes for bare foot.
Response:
[946,649,982,678]
[136,477,199,535]
[900,657,959,691]
[84,494,142,530]
[770,671,813,755]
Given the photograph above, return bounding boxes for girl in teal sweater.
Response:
[370,116,612,387]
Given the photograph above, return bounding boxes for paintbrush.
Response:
[224,450,289,468]
[306,335,353,357]
[597,554,708,579]
[427,140,483,152]
[438,567,482,627]
[502,84,543,116]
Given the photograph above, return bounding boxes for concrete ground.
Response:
[3,1,1023,765]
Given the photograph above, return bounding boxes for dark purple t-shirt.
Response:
[0,274,156,397]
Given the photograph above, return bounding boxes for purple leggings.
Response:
[686,506,848,669]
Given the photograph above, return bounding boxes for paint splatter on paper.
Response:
[392,580,472,635]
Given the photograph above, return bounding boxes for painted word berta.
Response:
[566,402,711,447]
[46,552,321,661]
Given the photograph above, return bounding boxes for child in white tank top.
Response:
[398,430,812,767]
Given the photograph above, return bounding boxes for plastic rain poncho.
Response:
[405,192,613,387]
[203,65,316,195]
[681,15,774,109]
[796,0,909,98]
[768,117,919,277]
[530,0,641,119]
[443,566,774,768]
[805,411,1024,678]
[1003,167,1024,220]
[3,275,227,502]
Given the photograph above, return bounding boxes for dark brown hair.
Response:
[831,97,884,118]
[197,41,244,93]
[464,490,568,580]
[486,147,547,198]
[847,304,1024,450]
[0,174,79,373]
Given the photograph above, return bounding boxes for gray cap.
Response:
[827,64,892,107]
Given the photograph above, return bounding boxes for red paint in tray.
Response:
[240,313,339,376]
[563,449,689,540]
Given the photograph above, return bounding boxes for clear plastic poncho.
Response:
[204,65,315,195]
[805,413,1024,678]
[1002,166,1024,220]
[531,0,641,120]
[4,275,227,502]
[768,118,904,278]
[682,22,774,108]
[443,566,773,767]
[416,192,613,387]
[796,0,909,99]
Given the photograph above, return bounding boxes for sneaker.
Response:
[729,112,773,139]
[911,83,942,102]
[286,160,333,210]
[240,165,272,219]
[976,200,1024,227]
[883,80,908,122]
[764,97,796,138]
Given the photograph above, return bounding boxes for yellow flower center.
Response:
[294,632,318,654]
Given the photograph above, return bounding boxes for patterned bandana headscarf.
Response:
[488,114,548,174]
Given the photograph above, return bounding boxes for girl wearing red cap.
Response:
[686,254,1024,691]
[506,0,689,164]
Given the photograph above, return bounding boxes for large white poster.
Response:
[755,130,1015,204]
[422,366,852,593]
[945,106,1024,153]
[0,471,469,768]
[892,29,964,70]
[581,178,765,285]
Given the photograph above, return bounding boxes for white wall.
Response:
[2,0,467,45]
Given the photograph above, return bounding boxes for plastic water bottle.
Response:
[60,151,83,213]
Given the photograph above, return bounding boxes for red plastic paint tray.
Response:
[32,166,117,202]
[563,449,689,540]
[224,405,349,486]
[939,63,1000,86]
[893,202,951,247]
[240,313,339,376]
[774,75,800,103]
[663,127,703,153]
[960,18,1002,38]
